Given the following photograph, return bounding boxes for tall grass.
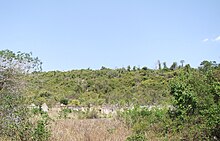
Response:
[50,118,130,141]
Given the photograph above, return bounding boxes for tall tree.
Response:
[163,62,168,70]
[170,62,178,70]
[158,60,161,70]
[0,50,42,140]
[127,65,131,71]
[180,60,185,67]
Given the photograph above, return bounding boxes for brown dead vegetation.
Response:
[50,118,130,141]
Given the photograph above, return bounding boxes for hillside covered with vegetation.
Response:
[26,60,220,107]
[1,50,220,140]
[27,65,173,107]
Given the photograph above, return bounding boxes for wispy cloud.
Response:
[203,38,209,42]
[202,35,220,42]
[214,36,220,41]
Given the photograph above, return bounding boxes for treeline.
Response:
[27,65,172,107]
[26,60,220,108]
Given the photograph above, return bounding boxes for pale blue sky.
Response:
[0,0,220,71]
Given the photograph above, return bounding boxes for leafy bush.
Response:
[168,67,220,140]
[119,106,168,139]
[126,133,147,141]
[0,92,34,140]
[69,99,80,106]
[0,50,46,140]
[32,107,41,115]
[58,108,72,119]
[33,113,51,141]
[60,98,69,105]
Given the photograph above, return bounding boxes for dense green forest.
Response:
[1,50,220,140]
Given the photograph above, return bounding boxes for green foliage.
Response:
[119,61,220,140]
[32,107,41,115]
[211,82,220,103]
[119,106,168,139]
[2,52,217,140]
[170,62,178,70]
[35,97,47,106]
[39,91,52,98]
[69,99,80,106]
[0,91,34,140]
[168,65,220,140]
[126,133,147,141]
[170,77,198,120]
[33,113,51,141]
[0,50,51,140]
[162,62,168,71]
[58,108,72,119]
[142,66,148,70]
[0,49,42,73]
[60,98,69,105]
[26,67,171,106]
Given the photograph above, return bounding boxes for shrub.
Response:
[119,106,168,139]
[69,99,80,106]
[33,113,51,141]
[32,107,41,115]
[168,68,220,140]
[60,98,69,105]
[0,50,44,140]
[83,109,99,119]
[126,133,147,141]
[58,108,72,119]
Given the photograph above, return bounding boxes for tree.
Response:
[0,50,42,140]
[158,60,161,70]
[170,62,178,70]
[170,76,197,119]
[199,60,216,72]
[180,60,185,67]
[163,62,168,71]
[133,66,136,71]
[101,66,107,70]
[142,66,148,70]
[127,65,131,71]
[169,64,220,140]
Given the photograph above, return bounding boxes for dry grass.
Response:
[50,118,131,141]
